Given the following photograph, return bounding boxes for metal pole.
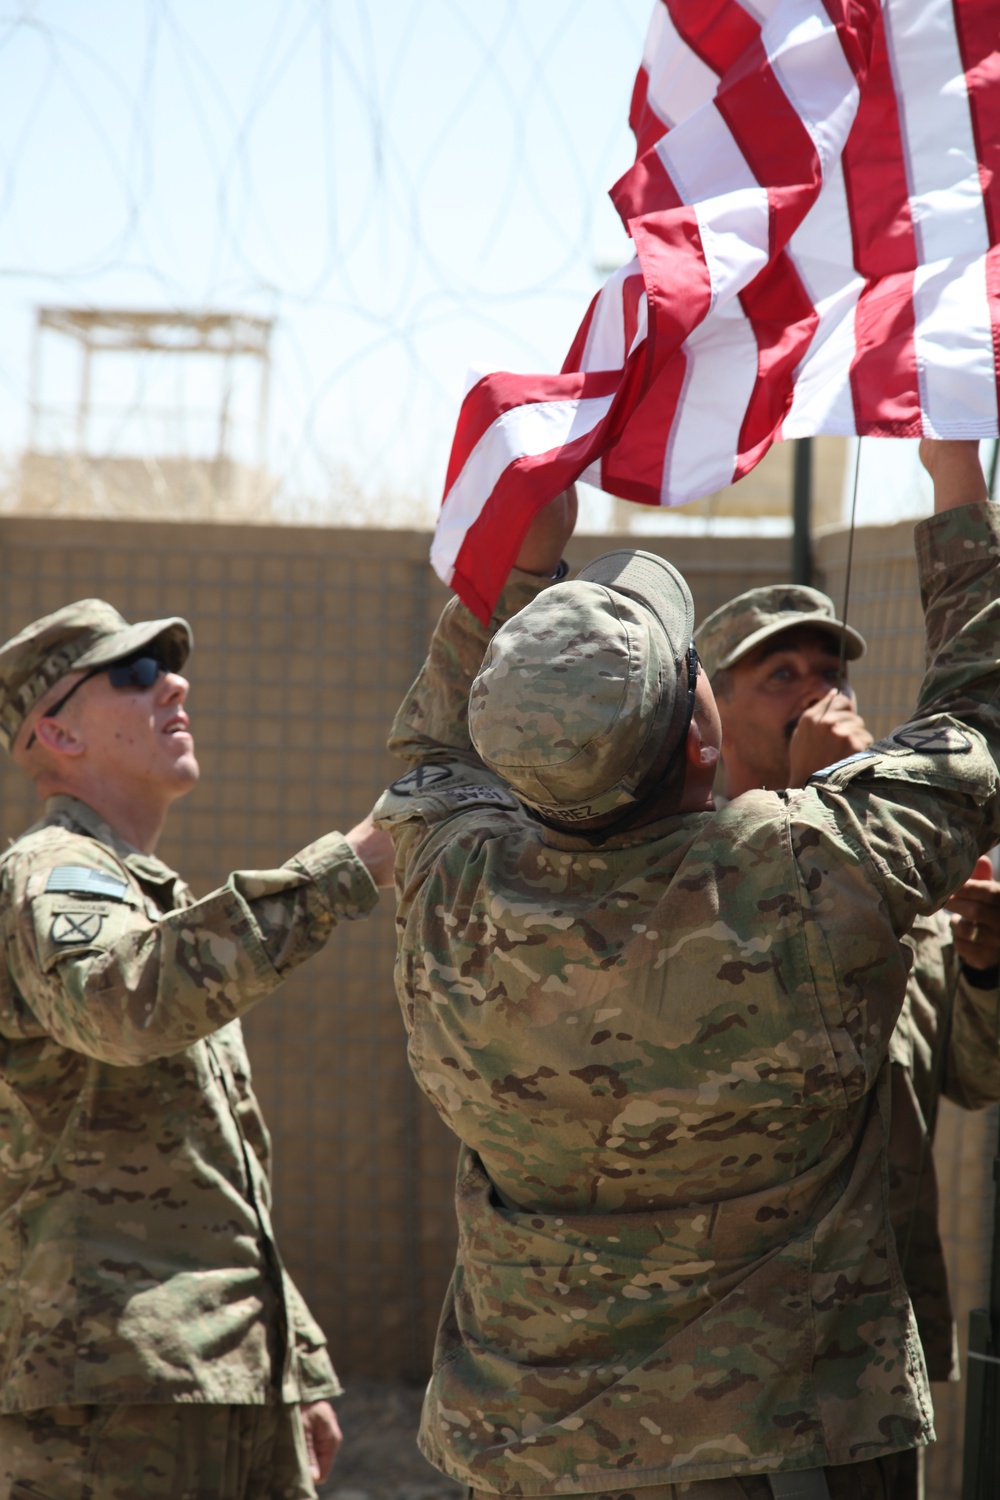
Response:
[791,437,813,586]
[257,327,272,472]
[76,343,92,456]
[961,1105,1000,1499]
[27,313,42,451]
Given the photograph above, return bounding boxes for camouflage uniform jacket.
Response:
[891,913,1000,1380]
[374,504,1000,1493]
[0,794,377,1413]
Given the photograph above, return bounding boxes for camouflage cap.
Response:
[0,598,192,753]
[694,584,866,681]
[469,550,694,826]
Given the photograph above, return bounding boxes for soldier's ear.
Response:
[32,716,87,759]
[684,717,720,770]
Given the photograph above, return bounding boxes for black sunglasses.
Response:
[26,652,167,750]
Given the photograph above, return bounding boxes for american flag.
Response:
[433,0,1000,624]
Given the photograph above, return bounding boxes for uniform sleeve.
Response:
[283,1271,343,1403]
[785,504,1000,1089]
[388,567,557,763]
[944,970,1000,1110]
[801,503,1000,929]
[5,831,378,1065]
[381,567,554,893]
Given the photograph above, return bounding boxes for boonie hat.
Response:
[469,549,695,827]
[0,598,192,753]
[694,584,866,681]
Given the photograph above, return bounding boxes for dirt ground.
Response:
[321,1378,464,1500]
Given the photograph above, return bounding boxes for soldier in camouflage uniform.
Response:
[373,441,1000,1499]
[694,585,1000,1497]
[0,599,389,1499]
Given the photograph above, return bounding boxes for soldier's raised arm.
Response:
[3,825,377,1066]
[804,442,997,911]
[389,487,577,765]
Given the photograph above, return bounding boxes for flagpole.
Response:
[961,1101,1000,1498]
[791,438,812,586]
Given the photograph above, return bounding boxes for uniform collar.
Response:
[42,794,181,887]
[535,805,715,853]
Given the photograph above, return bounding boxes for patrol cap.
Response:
[469,549,695,827]
[694,584,866,681]
[0,598,192,754]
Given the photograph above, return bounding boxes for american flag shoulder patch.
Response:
[45,866,129,901]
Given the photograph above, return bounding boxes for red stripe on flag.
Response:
[442,370,618,498]
[611,142,685,227]
[852,272,922,437]
[714,37,822,253]
[840,5,920,433]
[592,212,712,502]
[629,210,713,382]
[664,0,759,77]
[449,413,623,624]
[630,60,670,160]
[735,251,821,474]
[562,290,601,374]
[952,0,1000,245]
[841,12,917,281]
[597,352,689,505]
[952,0,1000,411]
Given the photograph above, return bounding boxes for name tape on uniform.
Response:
[433,784,518,809]
[389,764,517,811]
[45,866,128,901]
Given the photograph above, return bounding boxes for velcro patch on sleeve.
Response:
[891,724,972,754]
[377,762,520,826]
[809,750,878,782]
[807,715,991,801]
[428,782,519,810]
[45,866,129,901]
[50,909,106,945]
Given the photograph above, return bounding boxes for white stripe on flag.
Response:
[739,1,782,22]
[579,258,643,372]
[658,104,770,307]
[432,395,615,582]
[657,100,759,205]
[884,0,990,265]
[784,157,861,435]
[763,0,860,170]
[914,254,1000,435]
[662,296,760,503]
[696,188,771,309]
[642,4,720,132]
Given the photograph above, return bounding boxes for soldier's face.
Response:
[717,627,842,792]
[64,665,199,800]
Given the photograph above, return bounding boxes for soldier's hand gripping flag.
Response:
[432,0,1000,623]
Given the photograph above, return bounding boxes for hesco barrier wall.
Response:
[0,514,992,1498]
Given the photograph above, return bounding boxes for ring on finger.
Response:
[970,922,981,943]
